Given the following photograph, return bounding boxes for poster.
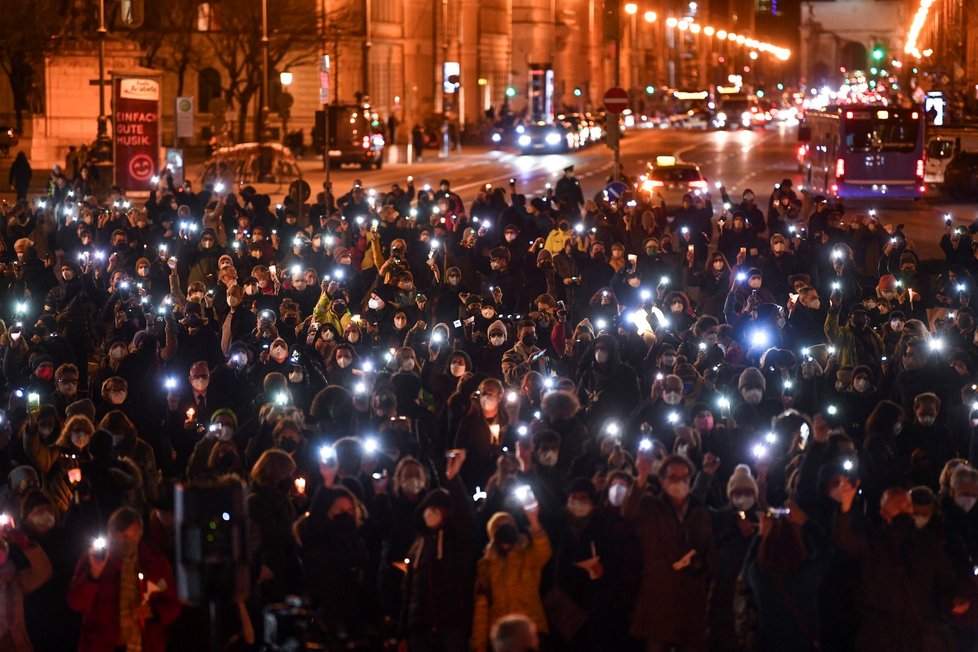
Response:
[113,75,161,191]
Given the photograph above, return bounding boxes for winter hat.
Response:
[20,489,53,521]
[66,398,96,422]
[878,274,897,291]
[738,367,766,391]
[7,466,39,494]
[899,252,916,266]
[209,408,239,429]
[135,257,151,270]
[218,254,234,269]
[487,319,508,339]
[541,390,580,421]
[29,354,53,372]
[487,511,516,541]
[727,464,759,497]
[747,267,763,280]
[530,197,548,212]
[574,318,595,339]
[568,477,597,503]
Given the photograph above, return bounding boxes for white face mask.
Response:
[271,346,287,361]
[110,346,126,361]
[489,335,505,347]
[191,378,208,391]
[537,450,558,467]
[595,350,609,364]
[731,495,756,511]
[480,395,500,412]
[918,415,936,427]
[742,388,763,405]
[853,378,870,393]
[955,495,977,513]
[71,430,90,448]
[663,391,682,406]
[891,320,904,332]
[227,296,241,308]
[403,477,425,496]
[336,356,352,368]
[608,483,628,507]
[400,359,415,372]
[809,299,821,310]
[368,298,381,310]
[288,370,304,383]
[450,363,466,378]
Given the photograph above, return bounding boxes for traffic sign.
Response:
[605,181,627,200]
[603,87,629,114]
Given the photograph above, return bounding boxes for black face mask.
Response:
[889,512,915,535]
[559,223,569,232]
[521,333,537,348]
[331,512,357,534]
[851,315,867,330]
[495,523,518,546]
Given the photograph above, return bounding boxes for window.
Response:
[198,68,222,112]
[197,3,217,31]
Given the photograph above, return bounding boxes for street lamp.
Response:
[624,3,637,14]
[644,10,656,23]
[279,71,293,145]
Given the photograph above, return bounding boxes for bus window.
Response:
[845,116,920,153]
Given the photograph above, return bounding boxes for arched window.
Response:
[198,68,223,113]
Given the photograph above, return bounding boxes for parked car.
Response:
[943,151,978,198]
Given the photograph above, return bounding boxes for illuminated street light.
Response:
[666,16,679,27]
[279,71,293,87]
[703,25,715,36]
[624,2,637,14]
[749,51,758,60]
[690,23,701,34]
[644,10,656,22]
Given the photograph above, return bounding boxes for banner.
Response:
[113,75,161,191]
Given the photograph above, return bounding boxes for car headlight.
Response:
[717,112,726,121]
[518,135,531,147]
[491,133,502,143]
[742,112,751,123]
[545,132,562,146]
[515,125,525,134]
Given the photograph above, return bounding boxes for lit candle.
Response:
[294,477,306,495]
[489,424,501,445]
[186,407,196,421]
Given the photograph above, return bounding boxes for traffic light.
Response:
[872,46,885,61]
[574,88,583,97]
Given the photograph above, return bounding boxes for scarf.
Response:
[119,547,142,652]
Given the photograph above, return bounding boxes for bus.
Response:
[799,105,925,199]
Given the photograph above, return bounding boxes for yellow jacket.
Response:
[312,291,352,332]
[470,528,551,652]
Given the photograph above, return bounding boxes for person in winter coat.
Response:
[825,296,885,373]
[8,152,32,201]
[743,504,831,652]
[24,412,94,513]
[501,320,547,387]
[625,454,715,649]
[834,484,962,652]
[67,507,181,652]
[0,505,53,652]
[247,449,303,602]
[400,450,477,650]
[575,334,641,432]
[455,378,510,492]
[471,504,552,652]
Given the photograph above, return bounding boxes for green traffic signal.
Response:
[872,47,884,61]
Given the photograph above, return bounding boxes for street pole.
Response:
[95,0,110,161]
[261,0,270,143]
[613,10,621,181]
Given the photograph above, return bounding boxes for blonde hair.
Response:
[250,449,296,487]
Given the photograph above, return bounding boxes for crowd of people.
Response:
[0,157,976,652]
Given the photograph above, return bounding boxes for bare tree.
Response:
[0,0,62,132]
[206,0,319,142]
[130,2,202,97]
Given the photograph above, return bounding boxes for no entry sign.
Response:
[603,87,629,114]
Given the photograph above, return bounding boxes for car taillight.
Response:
[835,158,845,180]
[362,136,371,149]
[797,145,807,158]
[916,159,924,180]
[688,180,708,189]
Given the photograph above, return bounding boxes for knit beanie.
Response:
[727,464,759,497]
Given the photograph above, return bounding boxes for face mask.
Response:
[227,296,241,308]
[918,415,936,427]
[663,391,682,406]
[664,480,691,501]
[28,511,56,534]
[521,333,537,348]
[336,356,352,368]
[38,424,54,437]
[505,233,517,243]
[742,388,763,405]
[567,499,592,518]
[271,346,287,362]
[191,378,208,391]
[62,270,75,281]
[595,350,609,364]
[608,484,628,507]
[400,359,415,372]
[853,378,870,393]
[450,363,466,378]
[731,495,755,511]
[480,395,500,412]
[490,335,505,347]
[288,370,304,383]
[394,319,407,330]
[278,438,298,453]
[423,507,443,529]
[36,367,53,381]
[397,476,425,497]
[110,346,126,361]
[368,298,381,310]
[495,524,518,547]
[890,320,904,332]
[913,515,931,529]
[71,430,90,448]
[646,247,659,256]
[809,299,821,310]
[538,450,558,467]
[955,496,977,513]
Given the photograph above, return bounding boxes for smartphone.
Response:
[445,449,465,459]
[628,254,638,264]
[529,349,547,362]
[27,392,40,415]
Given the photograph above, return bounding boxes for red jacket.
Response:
[67,542,181,652]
